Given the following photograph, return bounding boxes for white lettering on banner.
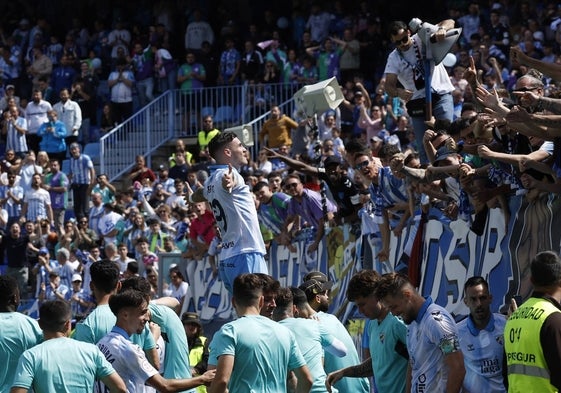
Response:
[275,242,303,286]
[389,226,407,270]
[422,220,445,299]
[479,209,507,282]
[442,209,508,316]
[182,257,232,320]
[173,203,560,327]
[443,220,471,310]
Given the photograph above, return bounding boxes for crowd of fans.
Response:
[0,0,558,308]
[3,1,561,393]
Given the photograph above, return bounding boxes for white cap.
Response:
[72,273,82,282]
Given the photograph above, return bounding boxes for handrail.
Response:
[99,90,176,182]
[99,82,303,183]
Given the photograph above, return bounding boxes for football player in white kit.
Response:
[188,131,268,294]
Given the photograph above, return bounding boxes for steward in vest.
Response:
[504,250,561,393]
[198,115,220,162]
[169,138,194,167]
[182,312,209,393]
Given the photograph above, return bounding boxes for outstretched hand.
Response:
[184,180,194,196]
[511,90,540,108]
[475,86,501,110]
[263,147,280,158]
[510,46,529,68]
[505,105,532,124]
[325,371,344,393]
[389,153,405,174]
[463,56,479,86]
[201,369,216,385]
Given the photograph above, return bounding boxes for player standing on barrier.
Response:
[187,131,267,294]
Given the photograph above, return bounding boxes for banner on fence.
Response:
[178,193,561,325]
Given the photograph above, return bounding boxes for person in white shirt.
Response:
[18,151,43,194]
[97,203,124,248]
[376,272,465,393]
[168,266,188,304]
[108,20,131,60]
[20,173,52,224]
[457,276,507,393]
[184,9,215,51]
[53,87,82,147]
[114,242,135,275]
[383,19,455,164]
[3,105,28,158]
[96,289,215,393]
[188,132,267,295]
[107,58,134,123]
[24,89,52,154]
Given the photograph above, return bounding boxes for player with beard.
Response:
[299,271,370,393]
[376,272,465,393]
[457,276,506,392]
[326,269,408,393]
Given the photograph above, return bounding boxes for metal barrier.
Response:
[100,82,303,182]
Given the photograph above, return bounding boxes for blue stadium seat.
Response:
[83,142,100,164]
[213,105,235,124]
[190,106,216,127]
[201,106,215,118]
[61,159,70,174]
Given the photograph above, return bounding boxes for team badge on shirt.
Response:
[495,335,504,346]
[431,311,443,321]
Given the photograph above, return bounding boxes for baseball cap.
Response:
[303,271,331,283]
[181,312,202,326]
[39,247,49,255]
[433,146,458,166]
[72,273,83,282]
[323,155,341,168]
[6,84,15,90]
[299,278,333,297]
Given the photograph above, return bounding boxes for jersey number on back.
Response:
[211,199,227,233]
